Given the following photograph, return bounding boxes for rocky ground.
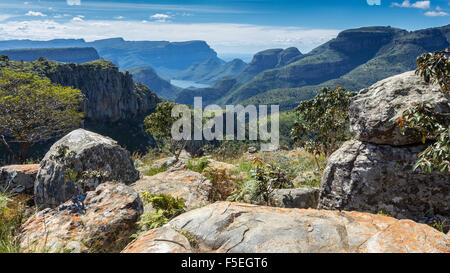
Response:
[0,70,449,253]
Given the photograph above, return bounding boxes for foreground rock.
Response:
[350,71,449,146]
[319,140,450,227]
[271,188,320,209]
[35,129,140,209]
[0,164,39,194]
[132,168,212,211]
[122,202,449,253]
[19,182,143,253]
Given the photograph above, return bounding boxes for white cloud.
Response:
[25,11,47,17]
[150,13,171,22]
[114,16,124,20]
[424,10,449,16]
[67,0,81,6]
[0,14,13,22]
[392,0,431,9]
[72,16,84,22]
[0,19,339,55]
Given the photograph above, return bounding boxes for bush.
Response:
[291,86,355,158]
[134,192,186,236]
[228,158,294,206]
[204,168,237,202]
[186,157,210,173]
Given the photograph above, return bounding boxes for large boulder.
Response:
[349,71,449,146]
[318,140,450,228]
[132,168,212,211]
[0,164,39,194]
[19,182,143,253]
[122,202,450,253]
[271,188,320,209]
[35,129,140,209]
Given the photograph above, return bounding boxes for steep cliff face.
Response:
[236,47,303,83]
[0,57,161,152]
[0,47,100,64]
[0,57,160,123]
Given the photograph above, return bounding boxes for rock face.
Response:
[319,70,450,230]
[318,140,450,225]
[350,71,449,146]
[122,202,450,253]
[19,182,143,253]
[35,129,140,209]
[132,168,212,211]
[0,164,39,194]
[271,188,320,209]
[0,57,161,123]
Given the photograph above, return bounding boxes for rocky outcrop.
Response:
[271,188,320,209]
[19,182,143,253]
[318,140,449,225]
[35,129,140,209]
[319,70,450,230]
[350,71,449,145]
[0,164,39,194]
[122,202,450,253]
[0,57,161,123]
[132,168,212,212]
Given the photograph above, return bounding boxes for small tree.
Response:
[291,86,355,166]
[397,48,449,174]
[144,101,188,161]
[0,69,84,163]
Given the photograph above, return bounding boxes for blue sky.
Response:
[0,0,448,59]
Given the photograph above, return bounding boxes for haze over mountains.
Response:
[0,24,449,110]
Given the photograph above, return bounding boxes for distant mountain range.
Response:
[0,24,448,110]
[0,47,100,64]
[175,25,450,110]
[0,38,222,78]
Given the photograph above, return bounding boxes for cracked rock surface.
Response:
[122,202,449,253]
[318,140,450,227]
[19,182,143,253]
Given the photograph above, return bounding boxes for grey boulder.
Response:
[0,164,39,194]
[35,129,140,208]
[271,188,320,209]
[318,140,450,228]
[349,71,449,146]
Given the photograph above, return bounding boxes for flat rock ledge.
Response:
[0,164,39,194]
[122,202,449,253]
[19,182,143,253]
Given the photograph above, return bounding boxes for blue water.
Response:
[170,80,210,89]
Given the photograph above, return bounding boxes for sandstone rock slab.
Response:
[35,129,140,208]
[349,71,449,146]
[132,168,212,211]
[122,202,449,253]
[19,182,143,253]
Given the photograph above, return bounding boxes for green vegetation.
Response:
[186,157,210,173]
[291,86,355,159]
[398,48,450,174]
[229,157,294,206]
[134,192,186,236]
[0,69,84,163]
[0,192,29,253]
[144,102,188,161]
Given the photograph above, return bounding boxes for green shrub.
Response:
[228,158,293,205]
[186,157,209,173]
[133,192,186,236]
